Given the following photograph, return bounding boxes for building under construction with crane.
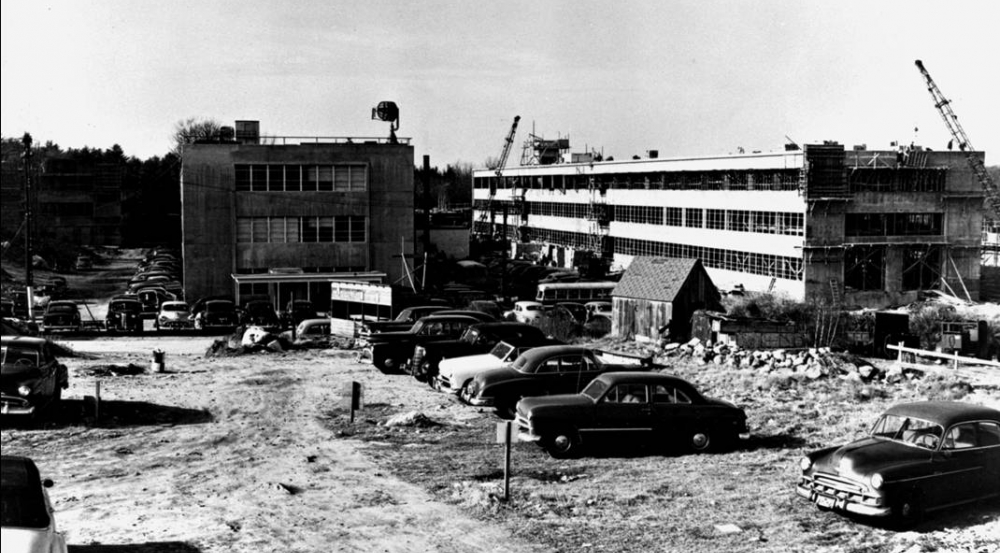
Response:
[472,60,992,309]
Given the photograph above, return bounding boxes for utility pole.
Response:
[21,133,34,319]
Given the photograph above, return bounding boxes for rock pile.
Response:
[655,338,923,383]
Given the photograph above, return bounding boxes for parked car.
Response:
[515,372,749,458]
[194,300,238,330]
[409,322,555,382]
[240,300,280,330]
[286,318,331,344]
[796,401,1000,526]
[436,338,562,397]
[1,336,68,417]
[465,345,661,418]
[361,314,483,373]
[360,305,451,336]
[507,301,544,324]
[0,456,69,553]
[41,301,80,332]
[156,301,193,330]
[136,288,175,318]
[554,302,587,324]
[106,297,143,333]
[584,301,612,321]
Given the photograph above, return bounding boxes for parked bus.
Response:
[535,281,616,304]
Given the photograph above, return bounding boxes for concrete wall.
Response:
[181,142,413,301]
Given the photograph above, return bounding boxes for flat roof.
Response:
[230,271,386,284]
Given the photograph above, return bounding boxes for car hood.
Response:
[517,394,591,413]
[814,436,932,476]
[438,354,503,376]
[0,527,64,553]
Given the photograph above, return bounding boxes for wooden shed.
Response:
[611,257,722,340]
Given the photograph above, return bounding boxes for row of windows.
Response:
[498,225,805,281]
[474,200,805,236]
[236,216,367,244]
[474,169,802,192]
[234,164,367,192]
[845,213,942,237]
[616,237,804,281]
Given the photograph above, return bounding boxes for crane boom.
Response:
[914,59,999,218]
[474,116,520,237]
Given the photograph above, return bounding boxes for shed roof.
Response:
[612,257,702,303]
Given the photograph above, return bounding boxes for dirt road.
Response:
[2,336,552,553]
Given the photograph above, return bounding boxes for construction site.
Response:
[472,60,997,311]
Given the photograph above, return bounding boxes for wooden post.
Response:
[496,421,513,502]
[94,381,101,421]
[897,341,904,363]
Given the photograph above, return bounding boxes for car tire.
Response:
[892,489,924,529]
[690,430,712,452]
[544,430,580,459]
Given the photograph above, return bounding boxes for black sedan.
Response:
[1,456,69,552]
[514,372,748,458]
[796,401,1000,526]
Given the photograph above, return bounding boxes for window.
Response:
[652,384,691,404]
[335,217,350,242]
[977,422,1000,447]
[268,165,285,191]
[251,165,267,192]
[269,217,286,243]
[664,207,682,226]
[302,217,318,243]
[317,166,334,192]
[318,216,333,242]
[235,165,251,191]
[902,247,940,291]
[942,423,979,450]
[252,218,268,243]
[236,218,252,243]
[604,384,647,403]
[285,165,302,192]
[684,208,703,228]
[707,209,726,230]
[350,216,366,242]
[302,166,318,192]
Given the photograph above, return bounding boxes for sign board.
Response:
[342,381,364,410]
[496,421,519,443]
[330,281,392,307]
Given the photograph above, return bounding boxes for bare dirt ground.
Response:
[2,336,553,553]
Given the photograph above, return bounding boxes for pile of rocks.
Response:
[657,338,921,383]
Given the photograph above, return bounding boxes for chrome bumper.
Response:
[1,395,36,416]
[796,481,891,517]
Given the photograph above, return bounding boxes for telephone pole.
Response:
[22,133,34,319]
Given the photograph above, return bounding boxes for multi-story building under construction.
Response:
[472,142,985,309]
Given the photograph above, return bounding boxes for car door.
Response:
[593,383,654,438]
[649,384,699,442]
[933,422,984,506]
[975,421,1000,496]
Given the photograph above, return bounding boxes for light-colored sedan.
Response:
[436,341,532,400]
[156,301,193,330]
[0,455,68,553]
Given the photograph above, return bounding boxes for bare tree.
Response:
[172,117,223,155]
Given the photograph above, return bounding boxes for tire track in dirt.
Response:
[3,340,550,553]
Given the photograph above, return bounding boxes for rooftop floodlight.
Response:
[372,101,400,143]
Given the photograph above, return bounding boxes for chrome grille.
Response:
[812,472,865,495]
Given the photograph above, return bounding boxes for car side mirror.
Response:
[43,478,54,488]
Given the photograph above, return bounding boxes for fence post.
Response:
[897,341,904,363]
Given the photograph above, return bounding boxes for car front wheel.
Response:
[690,430,712,452]
[544,430,581,459]
[892,489,924,529]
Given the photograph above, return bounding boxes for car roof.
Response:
[516,345,591,361]
[884,401,1000,427]
[1,455,42,487]
[594,371,689,386]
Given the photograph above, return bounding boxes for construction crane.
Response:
[914,59,1000,218]
[474,116,520,237]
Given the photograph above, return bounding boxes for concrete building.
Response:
[181,121,414,305]
[473,143,985,309]
[36,158,127,246]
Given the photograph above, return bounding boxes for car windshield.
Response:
[490,342,515,361]
[511,353,535,373]
[524,304,541,312]
[0,460,51,529]
[207,302,234,313]
[870,414,945,450]
[162,303,189,312]
[581,379,609,401]
[47,305,75,313]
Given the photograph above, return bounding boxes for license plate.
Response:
[815,495,836,509]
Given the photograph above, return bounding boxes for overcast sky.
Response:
[2,0,998,167]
